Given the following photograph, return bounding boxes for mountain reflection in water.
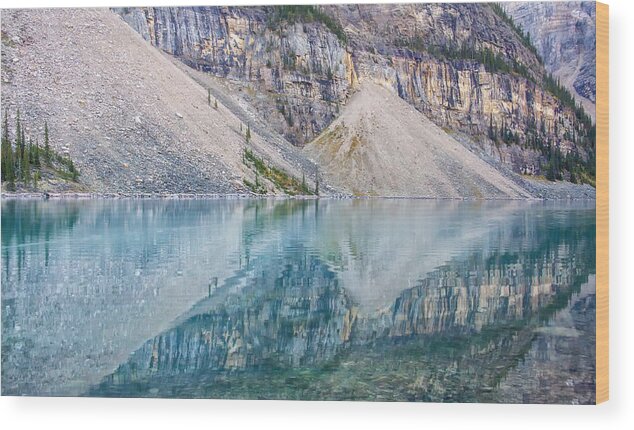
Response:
[1,199,596,403]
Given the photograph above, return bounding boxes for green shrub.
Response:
[267,6,347,44]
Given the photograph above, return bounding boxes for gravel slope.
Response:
[304,82,533,199]
[1,8,313,194]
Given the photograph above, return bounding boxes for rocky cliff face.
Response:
[115,4,595,182]
[505,2,596,120]
[114,6,351,147]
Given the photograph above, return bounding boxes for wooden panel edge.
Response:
[596,1,609,405]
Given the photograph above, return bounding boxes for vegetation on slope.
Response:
[1,110,80,191]
[488,4,594,135]
[242,146,314,196]
[486,111,595,185]
[489,3,542,62]
[489,5,595,185]
[395,5,595,186]
[543,73,595,131]
[267,5,347,44]
[396,38,535,82]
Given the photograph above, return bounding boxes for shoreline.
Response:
[0,191,597,201]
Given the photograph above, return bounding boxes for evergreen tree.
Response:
[245,124,251,143]
[1,114,7,181]
[27,137,34,167]
[32,137,40,167]
[22,138,31,183]
[68,157,78,181]
[214,98,218,109]
[20,128,26,173]
[44,121,51,165]
[15,110,22,172]
[1,113,15,185]
[208,88,211,106]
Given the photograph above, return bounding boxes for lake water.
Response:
[1,198,596,403]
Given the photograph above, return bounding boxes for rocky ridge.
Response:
[0,6,597,198]
[505,1,597,120]
[115,4,596,182]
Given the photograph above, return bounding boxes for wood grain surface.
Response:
[596,1,609,405]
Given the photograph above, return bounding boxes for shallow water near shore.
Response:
[1,198,596,403]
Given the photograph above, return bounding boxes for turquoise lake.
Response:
[1,199,596,403]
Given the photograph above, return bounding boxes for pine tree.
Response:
[488,113,496,141]
[315,168,319,195]
[68,158,78,181]
[20,127,26,173]
[301,172,306,194]
[15,110,22,172]
[27,137,33,167]
[22,138,31,183]
[214,98,218,109]
[32,137,40,167]
[208,88,211,106]
[1,114,7,181]
[1,112,15,185]
[245,124,251,143]
[44,121,51,165]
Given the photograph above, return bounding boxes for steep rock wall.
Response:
[114,4,595,180]
[115,6,352,146]
[505,1,596,120]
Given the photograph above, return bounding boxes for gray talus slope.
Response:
[1,8,311,194]
[304,82,531,199]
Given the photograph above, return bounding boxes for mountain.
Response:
[504,2,597,120]
[1,5,597,197]
[115,4,596,189]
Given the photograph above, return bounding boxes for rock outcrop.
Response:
[114,6,352,147]
[505,2,597,120]
[115,4,596,182]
